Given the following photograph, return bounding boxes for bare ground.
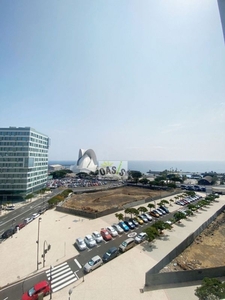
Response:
[161,211,225,272]
[63,186,172,212]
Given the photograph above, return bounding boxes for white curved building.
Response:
[71,149,98,174]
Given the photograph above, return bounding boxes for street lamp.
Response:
[36,217,42,270]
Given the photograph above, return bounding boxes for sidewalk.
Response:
[1,193,224,300]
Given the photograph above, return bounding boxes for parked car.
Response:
[2,228,14,239]
[32,213,40,219]
[157,208,166,215]
[75,237,87,251]
[124,220,135,230]
[142,213,152,221]
[129,218,139,227]
[149,210,159,218]
[84,235,97,248]
[83,255,103,273]
[24,217,33,225]
[13,223,25,233]
[112,224,124,234]
[102,247,119,263]
[100,228,112,241]
[92,231,103,243]
[119,237,135,252]
[134,216,144,225]
[135,232,147,244]
[106,226,118,237]
[22,280,51,300]
[139,214,148,223]
[118,221,129,232]
[159,206,169,213]
[154,209,163,216]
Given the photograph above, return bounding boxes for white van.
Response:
[119,237,135,253]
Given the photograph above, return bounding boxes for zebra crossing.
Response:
[46,262,78,293]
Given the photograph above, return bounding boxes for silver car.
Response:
[84,235,97,248]
[135,232,147,244]
[92,231,103,243]
[75,238,87,251]
[142,213,152,222]
[106,226,118,237]
[112,224,124,234]
[83,255,103,273]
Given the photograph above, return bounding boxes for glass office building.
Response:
[0,127,50,201]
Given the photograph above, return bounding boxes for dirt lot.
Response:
[63,186,172,212]
[162,211,225,272]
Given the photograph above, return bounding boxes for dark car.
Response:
[102,247,119,263]
[159,206,169,214]
[129,218,139,227]
[2,228,14,239]
[124,220,135,230]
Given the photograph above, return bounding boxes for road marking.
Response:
[74,258,82,269]
[128,232,137,238]
[46,262,77,293]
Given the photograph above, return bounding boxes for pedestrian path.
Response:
[45,262,78,293]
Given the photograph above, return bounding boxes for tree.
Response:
[169,199,174,206]
[129,207,139,218]
[144,226,159,242]
[185,209,194,217]
[160,199,169,207]
[124,208,131,218]
[195,277,225,300]
[124,207,138,219]
[129,170,142,183]
[138,206,148,213]
[187,204,197,212]
[147,203,155,212]
[139,178,149,185]
[152,221,165,233]
[173,211,186,223]
[50,169,72,179]
[115,213,124,221]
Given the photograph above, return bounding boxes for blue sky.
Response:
[0,0,225,161]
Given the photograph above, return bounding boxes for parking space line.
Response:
[74,258,82,269]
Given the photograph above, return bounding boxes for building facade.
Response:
[218,0,225,42]
[0,127,50,201]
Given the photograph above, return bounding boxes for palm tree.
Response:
[147,203,155,212]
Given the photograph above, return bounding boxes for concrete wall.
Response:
[145,205,225,288]
[147,266,225,289]
[55,205,119,219]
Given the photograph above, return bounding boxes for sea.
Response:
[48,160,225,174]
